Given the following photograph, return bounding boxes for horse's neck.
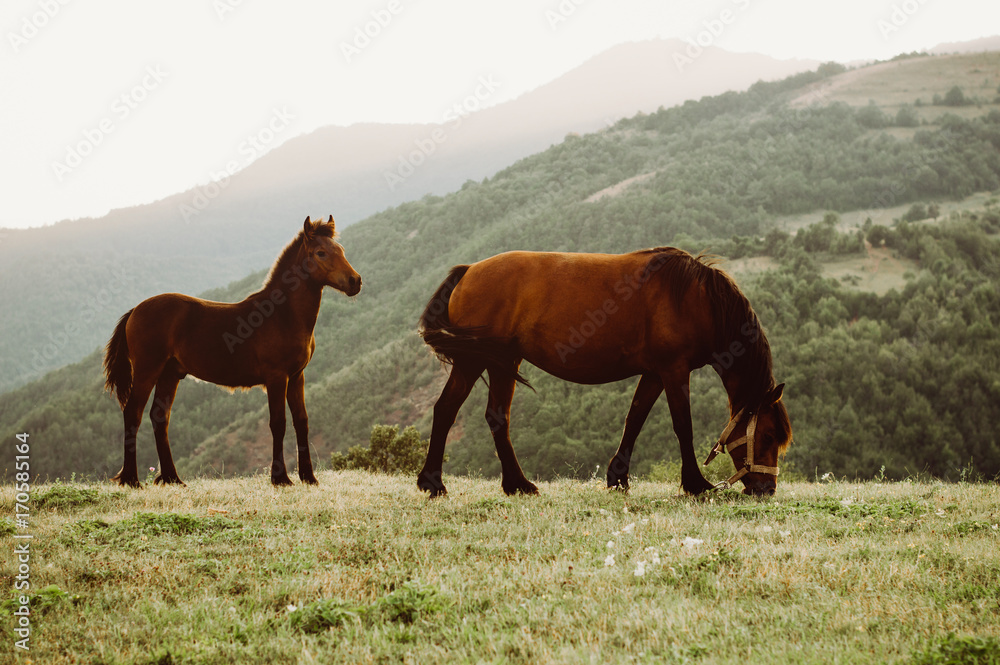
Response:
[716,365,766,417]
[257,271,324,332]
[286,284,323,331]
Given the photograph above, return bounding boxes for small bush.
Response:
[910,633,1000,664]
[289,582,445,634]
[903,203,929,222]
[62,513,238,549]
[289,599,364,633]
[35,485,101,510]
[330,425,430,475]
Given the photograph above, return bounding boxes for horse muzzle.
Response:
[338,275,362,297]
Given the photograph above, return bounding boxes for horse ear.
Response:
[327,214,336,234]
[303,216,314,237]
[767,383,785,404]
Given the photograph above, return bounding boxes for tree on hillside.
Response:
[895,104,920,128]
[857,101,888,129]
[943,86,969,107]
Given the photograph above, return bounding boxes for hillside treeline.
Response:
[2,63,999,484]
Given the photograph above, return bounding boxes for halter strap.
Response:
[703,405,780,490]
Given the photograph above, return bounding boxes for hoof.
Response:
[271,474,294,487]
[681,476,715,496]
[110,472,141,489]
[153,474,186,487]
[417,471,447,498]
[299,474,319,485]
[502,480,539,496]
[607,474,630,492]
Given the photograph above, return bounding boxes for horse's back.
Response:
[448,250,711,382]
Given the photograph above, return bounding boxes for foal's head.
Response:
[301,216,362,296]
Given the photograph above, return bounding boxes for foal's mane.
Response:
[644,247,776,406]
[261,219,337,289]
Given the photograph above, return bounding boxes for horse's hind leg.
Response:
[607,373,662,491]
[485,365,538,496]
[150,365,185,485]
[286,371,317,485]
[111,372,157,488]
[418,360,483,497]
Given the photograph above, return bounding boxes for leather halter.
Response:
[703,405,780,490]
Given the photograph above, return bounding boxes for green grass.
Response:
[1,473,998,664]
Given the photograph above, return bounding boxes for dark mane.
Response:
[644,247,776,410]
[260,219,337,292]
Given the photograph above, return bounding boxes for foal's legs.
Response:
[485,365,538,496]
[607,373,663,491]
[266,376,293,486]
[286,371,317,485]
[660,367,714,495]
[418,360,483,497]
[150,366,185,485]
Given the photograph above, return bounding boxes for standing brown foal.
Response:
[103,216,361,487]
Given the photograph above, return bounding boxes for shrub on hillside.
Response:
[330,425,430,475]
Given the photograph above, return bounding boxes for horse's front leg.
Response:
[607,373,662,491]
[286,372,317,485]
[661,368,714,495]
[266,377,293,486]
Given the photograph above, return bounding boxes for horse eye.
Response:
[315,250,327,260]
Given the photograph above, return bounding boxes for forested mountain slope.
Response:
[3,54,999,484]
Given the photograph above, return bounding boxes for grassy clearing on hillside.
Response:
[2,474,998,664]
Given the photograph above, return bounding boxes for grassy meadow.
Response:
[2,472,999,664]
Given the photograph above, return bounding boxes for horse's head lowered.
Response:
[705,383,791,496]
[301,216,362,296]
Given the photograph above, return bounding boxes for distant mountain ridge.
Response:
[0,39,818,392]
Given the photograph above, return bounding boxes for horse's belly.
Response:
[521,338,646,385]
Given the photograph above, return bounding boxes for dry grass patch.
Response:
[1,474,998,663]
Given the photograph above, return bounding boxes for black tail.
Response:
[419,266,531,389]
[103,309,133,410]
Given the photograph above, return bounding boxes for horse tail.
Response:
[419,265,531,389]
[103,309,133,410]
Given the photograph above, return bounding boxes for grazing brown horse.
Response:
[417,247,791,497]
[103,216,361,487]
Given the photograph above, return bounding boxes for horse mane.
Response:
[643,247,776,408]
[260,218,337,290]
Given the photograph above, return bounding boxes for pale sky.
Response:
[2,0,997,229]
